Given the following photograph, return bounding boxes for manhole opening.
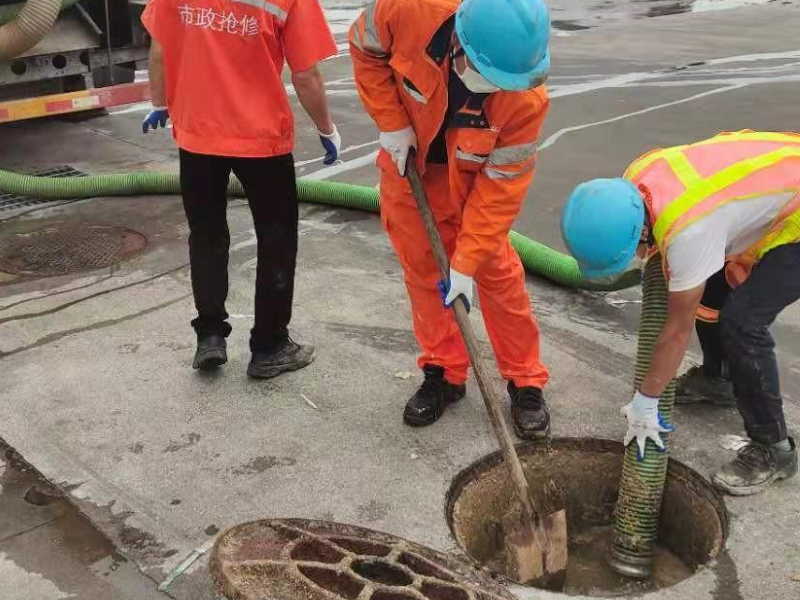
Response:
[446,438,728,597]
[352,559,413,586]
[298,565,363,599]
[0,223,147,277]
[0,166,87,212]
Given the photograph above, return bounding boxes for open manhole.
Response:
[0,223,147,277]
[211,518,516,600]
[0,166,86,212]
[446,438,728,597]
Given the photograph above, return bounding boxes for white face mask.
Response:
[457,63,500,94]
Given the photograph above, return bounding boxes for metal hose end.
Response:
[608,543,653,579]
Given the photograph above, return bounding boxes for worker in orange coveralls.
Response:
[350,0,553,438]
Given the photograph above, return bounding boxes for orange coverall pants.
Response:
[380,163,549,388]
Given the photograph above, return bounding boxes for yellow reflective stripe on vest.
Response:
[689,131,800,148]
[756,208,800,259]
[654,147,800,246]
[624,146,699,185]
[664,149,701,189]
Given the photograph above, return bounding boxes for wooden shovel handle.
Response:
[405,154,539,525]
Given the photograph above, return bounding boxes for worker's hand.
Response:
[438,268,474,312]
[142,107,169,133]
[622,391,675,461]
[379,126,416,176]
[319,124,341,165]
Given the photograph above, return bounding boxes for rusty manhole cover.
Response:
[0,223,147,277]
[211,519,516,600]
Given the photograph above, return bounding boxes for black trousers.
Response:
[696,243,800,444]
[179,149,298,353]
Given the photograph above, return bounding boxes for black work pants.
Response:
[695,243,800,444]
[179,149,298,353]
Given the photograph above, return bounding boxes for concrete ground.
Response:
[1,4,800,600]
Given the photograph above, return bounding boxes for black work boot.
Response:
[403,365,466,426]
[712,437,798,496]
[193,334,227,370]
[247,338,315,379]
[676,366,736,407]
[508,382,550,440]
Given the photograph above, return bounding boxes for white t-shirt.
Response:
[666,192,795,292]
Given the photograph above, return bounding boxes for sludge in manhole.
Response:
[445,438,729,597]
[210,519,516,600]
[0,222,147,277]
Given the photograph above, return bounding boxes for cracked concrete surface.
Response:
[1,4,800,600]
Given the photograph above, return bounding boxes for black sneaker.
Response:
[403,365,466,426]
[676,366,736,407]
[193,334,227,371]
[712,437,798,496]
[247,338,315,379]
[508,382,550,440]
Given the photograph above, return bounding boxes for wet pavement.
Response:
[0,443,166,599]
[1,3,800,600]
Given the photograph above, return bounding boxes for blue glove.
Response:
[318,125,341,165]
[142,107,169,133]
[438,268,474,313]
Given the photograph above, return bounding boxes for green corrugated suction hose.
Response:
[609,253,676,578]
[0,167,637,291]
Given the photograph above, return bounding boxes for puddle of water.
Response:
[0,445,165,599]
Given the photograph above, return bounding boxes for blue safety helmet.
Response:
[561,178,646,279]
[455,0,551,91]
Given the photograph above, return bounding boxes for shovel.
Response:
[405,153,568,590]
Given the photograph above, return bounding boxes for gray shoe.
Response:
[675,366,736,407]
[712,437,798,496]
[193,335,227,370]
[247,338,315,379]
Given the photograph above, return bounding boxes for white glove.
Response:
[622,391,675,461]
[318,124,341,165]
[379,126,417,176]
[441,268,474,312]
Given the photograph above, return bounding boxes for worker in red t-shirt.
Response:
[141,0,339,378]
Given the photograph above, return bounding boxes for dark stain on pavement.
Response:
[540,321,632,378]
[712,549,744,600]
[163,433,201,453]
[232,456,296,475]
[128,442,144,454]
[205,524,220,536]
[356,500,390,523]
[324,322,416,353]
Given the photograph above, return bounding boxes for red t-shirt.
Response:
[142,0,336,157]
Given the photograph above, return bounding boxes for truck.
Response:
[0,0,150,122]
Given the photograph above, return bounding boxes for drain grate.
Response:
[0,166,87,212]
[0,223,147,276]
[211,519,515,600]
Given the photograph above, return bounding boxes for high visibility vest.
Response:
[625,130,800,286]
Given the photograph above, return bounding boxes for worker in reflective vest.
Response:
[350,0,552,438]
[561,130,800,496]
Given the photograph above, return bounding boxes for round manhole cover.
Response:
[211,519,516,600]
[0,223,147,277]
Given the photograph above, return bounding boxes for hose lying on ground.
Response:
[0,167,639,291]
[609,253,675,578]
[0,0,78,60]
